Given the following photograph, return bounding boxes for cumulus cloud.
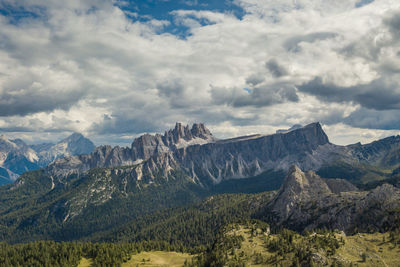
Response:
[0,0,399,146]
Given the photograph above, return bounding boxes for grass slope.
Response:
[122,251,193,267]
[78,257,93,267]
[195,223,400,266]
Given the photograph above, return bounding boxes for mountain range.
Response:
[46,122,400,188]
[0,133,95,185]
[0,122,400,245]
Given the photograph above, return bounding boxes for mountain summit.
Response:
[32,132,96,166]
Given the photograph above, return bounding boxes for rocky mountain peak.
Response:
[303,122,329,143]
[265,165,400,232]
[280,165,331,198]
[170,122,191,142]
[191,123,213,139]
[130,122,215,162]
[165,122,214,143]
[62,132,84,142]
[267,165,333,221]
[0,135,18,148]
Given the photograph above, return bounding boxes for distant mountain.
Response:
[0,135,39,184]
[0,133,95,184]
[46,122,330,183]
[31,133,96,167]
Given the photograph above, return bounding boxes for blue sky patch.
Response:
[355,0,375,8]
[115,0,245,38]
[0,3,47,24]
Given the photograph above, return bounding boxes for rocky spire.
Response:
[191,123,213,139]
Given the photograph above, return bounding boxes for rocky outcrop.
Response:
[264,166,400,233]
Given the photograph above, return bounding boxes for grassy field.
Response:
[77,257,93,267]
[223,224,400,266]
[336,232,400,266]
[121,251,193,267]
[78,251,193,267]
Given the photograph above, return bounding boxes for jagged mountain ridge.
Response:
[0,133,95,184]
[46,121,400,188]
[47,122,331,183]
[47,123,217,177]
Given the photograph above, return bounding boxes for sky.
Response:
[0,0,400,146]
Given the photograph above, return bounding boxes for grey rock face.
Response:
[171,122,330,184]
[265,166,400,233]
[46,122,334,189]
[48,123,217,178]
[324,178,359,194]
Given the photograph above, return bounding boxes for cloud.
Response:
[283,32,338,53]
[211,82,299,108]
[0,0,400,146]
[265,59,288,77]
[297,77,400,111]
[344,108,400,130]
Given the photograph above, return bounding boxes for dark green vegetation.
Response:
[211,169,284,194]
[2,224,400,266]
[98,192,275,248]
[0,169,206,243]
[317,160,400,190]
[0,166,276,245]
[0,240,184,267]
